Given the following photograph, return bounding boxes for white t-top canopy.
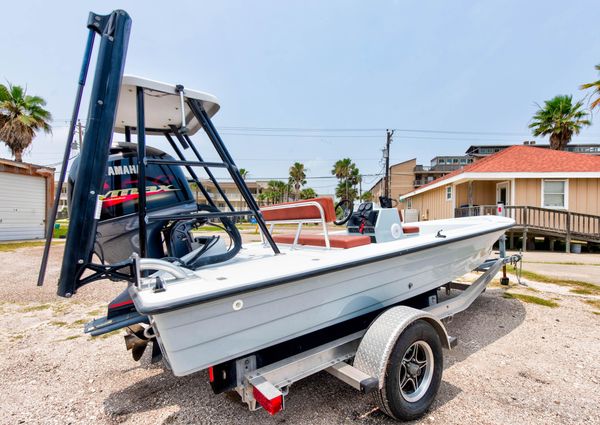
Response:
[114,75,220,135]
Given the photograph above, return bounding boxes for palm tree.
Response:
[360,191,373,202]
[580,64,600,110]
[0,83,52,162]
[335,182,357,202]
[239,168,249,180]
[332,158,352,181]
[288,162,307,200]
[332,158,361,202]
[529,95,590,150]
[264,180,289,204]
[299,187,317,199]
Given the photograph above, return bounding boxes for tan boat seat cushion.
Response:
[261,197,336,222]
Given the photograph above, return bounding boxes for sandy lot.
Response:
[0,242,599,425]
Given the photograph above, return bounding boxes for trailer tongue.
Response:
[38,9,521,421]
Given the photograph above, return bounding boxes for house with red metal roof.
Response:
[399,145,600,251]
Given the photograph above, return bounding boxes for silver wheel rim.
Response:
[398,340,434,402]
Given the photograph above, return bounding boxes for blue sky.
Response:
[2,1,600,194]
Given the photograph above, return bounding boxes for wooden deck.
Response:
[455,205,600,252]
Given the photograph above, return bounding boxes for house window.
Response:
[542,180,567,208]
[407,198,413,209]
[445,186,453,201]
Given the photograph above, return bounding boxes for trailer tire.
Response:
[375,320,443,421]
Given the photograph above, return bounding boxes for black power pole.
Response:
[384,129,394,199]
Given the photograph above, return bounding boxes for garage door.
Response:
[0,172,46,241]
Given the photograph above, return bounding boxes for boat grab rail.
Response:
[261,200,330,249]
[131,253,191,289]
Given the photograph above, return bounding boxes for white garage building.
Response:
[0,159,55,241]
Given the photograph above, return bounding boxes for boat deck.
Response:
[131,216,513,313]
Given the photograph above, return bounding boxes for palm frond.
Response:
[529,94,591,149]
[0,82,52,161]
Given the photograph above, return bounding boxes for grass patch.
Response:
[52,303,72,315]
[571,288,594,295]
[0,241,46,251]
[96,329,120,339]
[508,266,600,296]
[49,321,68,327]
[10,334,25,341]
[524,261,600,266]
[585,299,600,310]
[0,240,64,252]
[21,303,52,313]
[62,335,80,341]
[593,311,600,316]
[503,292,559,308]
[87,308,103,317]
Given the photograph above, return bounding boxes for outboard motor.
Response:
[68,142,198,264]
[70,143,240,361]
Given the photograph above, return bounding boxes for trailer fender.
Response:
[353,306,450,390]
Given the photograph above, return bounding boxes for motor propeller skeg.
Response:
[124,324,162,363]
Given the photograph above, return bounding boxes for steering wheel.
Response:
[333,199,353,225]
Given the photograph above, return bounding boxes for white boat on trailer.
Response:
[131,214,512,377]
[38,9,521,421]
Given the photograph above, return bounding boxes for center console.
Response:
[347,202,403,243]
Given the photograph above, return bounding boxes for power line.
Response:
[241,173,383,180]
[220,125,600,138]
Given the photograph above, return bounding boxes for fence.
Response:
[454,204,600,250]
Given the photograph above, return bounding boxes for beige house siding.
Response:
[455,181,497,207]
[567,178,600,215]
[370,159,417,200]
[408,185,453,221]
[514,179,541,207]
[514,178,600,215]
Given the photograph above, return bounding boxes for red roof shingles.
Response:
[413,145,600,192]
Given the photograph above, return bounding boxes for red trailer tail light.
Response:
[253,385,283,415]
[208,366,214,383]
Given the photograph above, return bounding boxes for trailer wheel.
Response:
[375,320,443,421]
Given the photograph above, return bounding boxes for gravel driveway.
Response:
[1,244,599,424]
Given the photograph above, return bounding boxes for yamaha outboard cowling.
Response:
[68,142,197,263]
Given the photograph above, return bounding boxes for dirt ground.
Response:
[0,241,599,425]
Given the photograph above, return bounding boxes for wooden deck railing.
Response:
[454,205,497,217]
[454,205,600,246]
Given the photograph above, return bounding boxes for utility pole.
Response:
[75,119,84,150]
[359,177,362,200]
[384,129,394,200]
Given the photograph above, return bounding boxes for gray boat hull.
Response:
[145,227,504,376]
